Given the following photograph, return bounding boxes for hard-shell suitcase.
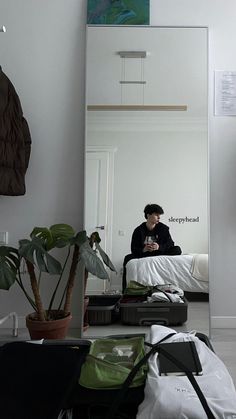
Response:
[120,297,188,326]
[86,294,121,325]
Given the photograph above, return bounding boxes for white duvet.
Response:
[126,254,208,293]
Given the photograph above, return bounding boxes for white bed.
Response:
[126,254,208,293]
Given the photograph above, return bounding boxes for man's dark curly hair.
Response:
[144,204,164,219]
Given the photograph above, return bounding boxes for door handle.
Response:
[96,225,105,230]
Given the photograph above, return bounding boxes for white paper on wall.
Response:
[215,70,236,116]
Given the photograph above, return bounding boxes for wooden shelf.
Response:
[87,105,187,111]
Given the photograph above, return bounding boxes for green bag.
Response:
[79,336,147,390]
[124,280,152,296]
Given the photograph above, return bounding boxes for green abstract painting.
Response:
[87,0,150,25]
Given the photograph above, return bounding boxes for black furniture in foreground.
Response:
[0,340,90,419]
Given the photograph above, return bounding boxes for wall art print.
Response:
[87,0,150,25]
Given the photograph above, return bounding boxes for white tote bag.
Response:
[137,326,236,419]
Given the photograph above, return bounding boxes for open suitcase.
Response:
[60,332,214,419]
[65,334,146,419]
[121,281,188,326]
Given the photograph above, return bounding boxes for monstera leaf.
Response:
[19,237,62,274]
[79,240,109,279]
[72,230,87,247]
[94,242,117,272]
[0,246,20,290]
[30,224,75,250]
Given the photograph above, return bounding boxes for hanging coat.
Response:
[0,66,31,196]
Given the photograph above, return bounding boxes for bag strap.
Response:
[104,332,176,419]
[105,333,215,419]
[159,346,215,419]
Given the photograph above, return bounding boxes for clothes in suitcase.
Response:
[120,297,188,326]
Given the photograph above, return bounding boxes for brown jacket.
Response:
[0,67,31,195]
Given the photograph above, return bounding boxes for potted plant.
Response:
[0,224,116,339]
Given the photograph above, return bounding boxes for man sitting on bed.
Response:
[122,204,181,291]
[131,203,181,257]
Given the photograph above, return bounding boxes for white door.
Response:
[85,149,114,294]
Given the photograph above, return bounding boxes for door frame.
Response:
[85,145,117,268]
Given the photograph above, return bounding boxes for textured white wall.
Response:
[0,0,86,326]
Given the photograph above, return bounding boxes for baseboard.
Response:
[211,316,236,328]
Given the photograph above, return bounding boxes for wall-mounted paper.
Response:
[87,0,150,25]
[215,70,236,116]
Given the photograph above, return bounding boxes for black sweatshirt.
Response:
[131,222,175,258]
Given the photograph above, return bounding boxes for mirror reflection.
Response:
[84,26,209,336]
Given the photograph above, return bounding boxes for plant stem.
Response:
[16,271,37,311]
[47,247,71,315]
[38,270,42,287]
[84,268,88,293]
[63,244,80,314]
[58,253,81,312]
[25,260,46,321]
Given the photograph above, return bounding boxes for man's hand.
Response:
[143,242,159,252]
[151,242,159,251]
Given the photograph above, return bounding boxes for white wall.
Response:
[0,0,87,327]
[149,0,236,328]
[0,0,235,329]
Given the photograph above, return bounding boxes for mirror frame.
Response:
[78,25,210,339]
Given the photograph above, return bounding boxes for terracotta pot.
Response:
[26,310,72,340]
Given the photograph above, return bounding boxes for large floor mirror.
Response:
[83,25,209,337]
